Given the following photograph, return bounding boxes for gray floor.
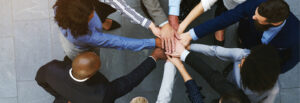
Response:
[0,0,299,103]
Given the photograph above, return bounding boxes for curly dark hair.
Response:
[241,45,280,93]
[53,0,94,38]
[258,0,290,23]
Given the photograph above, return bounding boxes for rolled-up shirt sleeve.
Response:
[168,0,181,16]
[90,32,155,51]
[106,0,152,28]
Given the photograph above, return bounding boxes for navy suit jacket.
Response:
[192,0,299,73]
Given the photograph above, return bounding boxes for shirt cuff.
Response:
[169,6,180,16]
[159,21,169,27]
[149,56,157,63]
[180,50,190,62]
[189,29,199,40]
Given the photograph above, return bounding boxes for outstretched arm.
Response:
[105,57,156,101]
[156,61,177,103]
[105,0,161,37]
[91,32,163,51]
[167,56,204,103]
[189,44,250,61]
[104,48,166,102]
[177,0,218,34]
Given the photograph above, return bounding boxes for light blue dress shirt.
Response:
[261,20,286,44]
[169,0,181,16]
[184,44,279,103]
[59,12,155,51]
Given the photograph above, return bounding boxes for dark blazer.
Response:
[185,52,238,95]
[192,0,299,73]
[35,57,156,103]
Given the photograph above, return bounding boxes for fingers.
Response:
[175,33,181,40]
[172,37,176,53]
[167,38,172,54]
[162,38,165,49]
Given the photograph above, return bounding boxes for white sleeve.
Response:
[201,0,218,12]
[156,61,177,103]
[168,0,181,16]
[190,44,250,61]
[106,0,152,28]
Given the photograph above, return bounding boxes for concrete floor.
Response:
[0,0,299,103]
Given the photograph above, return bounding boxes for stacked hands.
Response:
[151,16,193,64]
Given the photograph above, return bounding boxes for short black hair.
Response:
[53,0,94,38]
[258,0,290,23]
[221,90,250,103]
[241,45,280,92]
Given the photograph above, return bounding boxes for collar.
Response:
[267,20,286,31]
[69,68,88,82]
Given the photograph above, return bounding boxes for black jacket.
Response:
[35,57,156,103]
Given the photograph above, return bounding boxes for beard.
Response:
[254,20,275,31]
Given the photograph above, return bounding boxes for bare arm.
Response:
[178,2,204,34]
[178,0,218,34]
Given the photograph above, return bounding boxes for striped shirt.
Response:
[103,0,152,28]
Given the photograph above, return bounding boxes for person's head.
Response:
[130,97,148,103]
[53,0,94,38]
[218,90,250,103]
[240,45,280,92]
[72,52,101,80]
[252,0,290,31]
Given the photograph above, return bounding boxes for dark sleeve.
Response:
[103,57,156,102]
[281,44,299,73]
[35,61,68,103]
[192,0,256,39]
[35,63,60,97]
[185,80,204,103]
[185,52,237,94]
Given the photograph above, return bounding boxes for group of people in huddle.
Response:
[35,0,299,103]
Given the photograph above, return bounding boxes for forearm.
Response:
[168,0,181,16]
[190,44,250,61]
[174,63,192,82]
[191,0,253,39]
[107,0,152,28]
[93,32,155,51]
[179,3,204,33]
[107,57,156,99]
[156,62,177,103]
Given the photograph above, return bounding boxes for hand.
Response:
[179,32,192,47]
[155,38,162,48]
[168,15,179,31]
[67,101,71,103]
[151,48,167,61]
[160,23,180,53]
[165,39,185,58]
[149,22,161,38]
[177,23,186,34]
[167,56,183,67]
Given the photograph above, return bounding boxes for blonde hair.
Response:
[130,97,148,103]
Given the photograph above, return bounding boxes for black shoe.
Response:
[104,19,121,31]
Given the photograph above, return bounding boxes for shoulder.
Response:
[37,58,70,76]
